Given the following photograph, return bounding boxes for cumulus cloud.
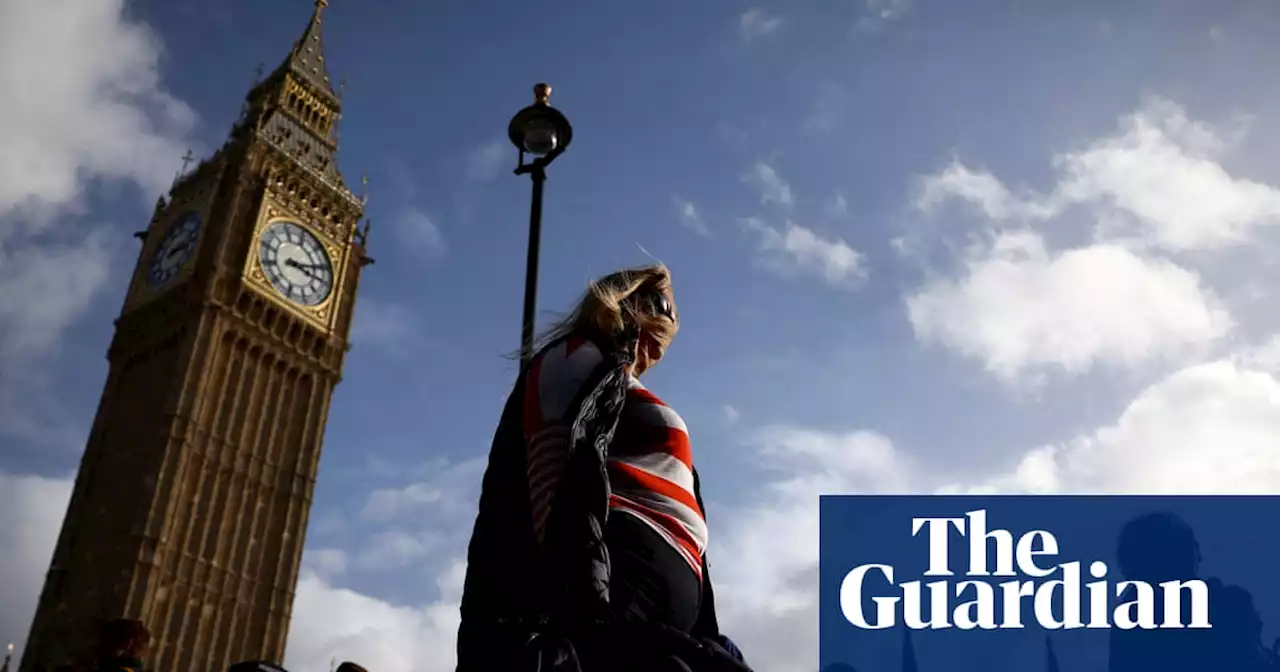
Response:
[358,457,483,523]
[917,99,1280,253]
[962,359,1280,495]
[0,0,195,224]
[711,352,1280,671]
[908,99,1274,383]
[906,230,1232,382]
[743,217,867,288]
[284,563,465,672]
[743,162,795,209]
[0,472,73,656]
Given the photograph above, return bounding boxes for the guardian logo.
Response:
[839,510,1212,631]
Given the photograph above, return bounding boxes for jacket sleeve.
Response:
[691,467,723,639]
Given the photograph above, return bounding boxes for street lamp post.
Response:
[509,83,574,366]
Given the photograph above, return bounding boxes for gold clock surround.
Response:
[243,191,350,331]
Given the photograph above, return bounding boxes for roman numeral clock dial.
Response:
[258,220,334,307]
[146,210,202,287]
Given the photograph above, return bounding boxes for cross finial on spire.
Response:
[172,149,196,188]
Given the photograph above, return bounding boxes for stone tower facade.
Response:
[20,2,369,670]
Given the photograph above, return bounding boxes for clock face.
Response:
[258,220,334,307]
[146,210,202,288]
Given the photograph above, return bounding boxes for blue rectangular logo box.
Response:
[818,496,1280,672]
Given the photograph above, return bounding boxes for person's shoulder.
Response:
[529,335,609,420]
[536,335,605,373]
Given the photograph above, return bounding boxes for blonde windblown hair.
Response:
[534,264,679,374]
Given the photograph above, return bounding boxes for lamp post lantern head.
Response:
[509,82,573,159]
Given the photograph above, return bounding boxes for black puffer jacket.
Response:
[457,336,750,672]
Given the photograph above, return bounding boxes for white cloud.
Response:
[355,532,434,572]
[739,9,783,43]
[464,139,507,181]
[394,208,445,257]
[954,359,1280,495]
[722,404,740,424]
[0,472,73,657]
[908,99,1275,383]
[712,352,1280,670]
[1239,334,1280,373]
[906,230,1232,382]
[743,162,794,209]
[916,160,1058,221]
[303,548,349,581]
[0,0,196,225]
[284,566,464,672]
[674,197,710,236]
[743,217,867,288]
[361,482,447,522]
[918,99,1278,253]
[358,457,483,523]
[1053,100,1273,251]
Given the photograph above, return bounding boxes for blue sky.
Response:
[3,1,1280,671]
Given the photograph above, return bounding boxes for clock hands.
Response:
[285,258,325,280]
[164,242,191,262]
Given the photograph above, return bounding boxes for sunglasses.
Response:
[631,287,676,322]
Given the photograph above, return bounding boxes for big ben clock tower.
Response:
[20,2,370,671]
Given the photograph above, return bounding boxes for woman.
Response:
[457,264,746,672]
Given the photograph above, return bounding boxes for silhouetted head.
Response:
[1214,584,1263,644]
[97,618,151,660]
[1116,511,1201,581]
[335,663,368,672]
[538,263,679,375]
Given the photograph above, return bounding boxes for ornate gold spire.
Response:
[286,0,336,98]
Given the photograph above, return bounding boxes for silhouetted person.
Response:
[93,619,150,672]
[1106,511,1278,672]
[1109,512,1209,672]
[336,663,368,672]
[1209,585,1280,672]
